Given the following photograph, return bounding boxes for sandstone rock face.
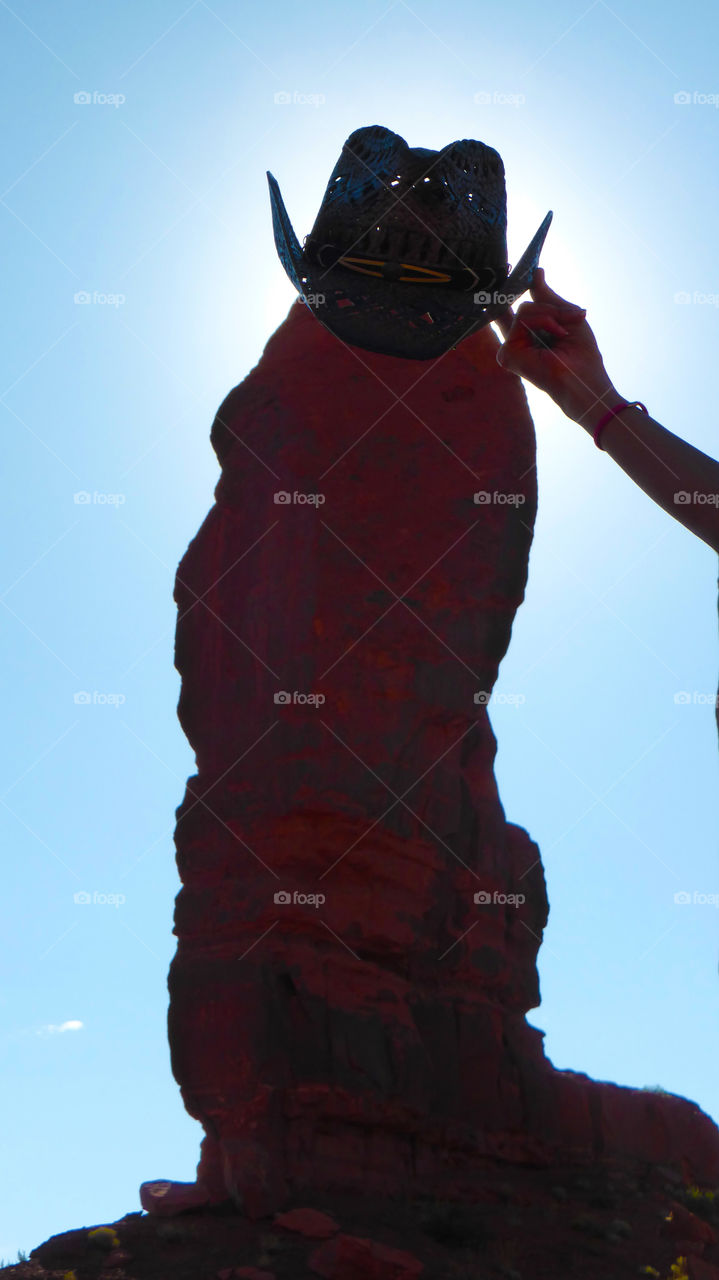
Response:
[274,1208,340,1238]
[164,300,719,1219]
[308,1233,425,1279]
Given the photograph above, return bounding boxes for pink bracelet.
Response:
[593,400,649,449]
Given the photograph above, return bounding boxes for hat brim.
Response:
[268,172,552,361]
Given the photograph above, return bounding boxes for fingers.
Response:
[499,301,579,345]
[495,285,588,377]
[494,270,585,341]
[495,301,586,371]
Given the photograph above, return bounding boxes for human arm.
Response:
[494,269,719,554]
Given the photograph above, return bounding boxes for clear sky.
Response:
[1,0,718,1261]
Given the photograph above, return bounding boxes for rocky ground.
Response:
[4,1157,719,1280]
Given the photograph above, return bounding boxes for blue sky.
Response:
[2,0,718,1260]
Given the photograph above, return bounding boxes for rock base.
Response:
[14,1158,719,1280]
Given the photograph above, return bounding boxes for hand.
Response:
[494,269,619,429]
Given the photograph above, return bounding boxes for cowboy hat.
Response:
[267,124,552,361]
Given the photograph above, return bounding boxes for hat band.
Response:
[337,255,483,289]
[304,237,498,292]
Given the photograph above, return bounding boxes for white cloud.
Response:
[37,1020,84,1036]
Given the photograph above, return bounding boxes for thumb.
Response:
[530,267,584,312]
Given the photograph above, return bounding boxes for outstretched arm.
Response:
[494,269,719,555]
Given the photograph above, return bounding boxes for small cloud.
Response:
[37,1020,84,1036]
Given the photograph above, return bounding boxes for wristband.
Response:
[593,400,648,450]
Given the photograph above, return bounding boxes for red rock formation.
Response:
[143,298,719,1222]
[308,1234,424,1279]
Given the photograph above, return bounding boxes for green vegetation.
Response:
[680,1182,718,1221]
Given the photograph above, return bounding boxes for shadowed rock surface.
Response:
[162,301,719,1218]
[12,1165,719,1279]
[12,301,719,1280]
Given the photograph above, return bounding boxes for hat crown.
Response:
[266,124,552,359]
[307,125,509,280]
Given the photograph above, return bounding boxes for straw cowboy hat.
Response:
[267,123,552,360]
